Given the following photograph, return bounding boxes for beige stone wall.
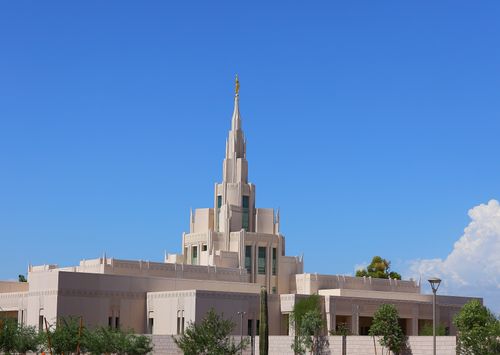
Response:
[0,281,29,293]
[147,290,282,336]
[19,270,260,332]
[296,273,420,294]
[150,335,457,355]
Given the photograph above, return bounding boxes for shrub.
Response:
[174,308,248,355]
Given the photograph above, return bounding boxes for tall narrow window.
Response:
[258,247,266,274]
[148,318,154,334]
[247,319,253,336]
[217,195,222,231]
[39,316,44,332]
[245,245,252,273]
[242,195,249,208]
[192,246,198,265]
[242,196,249,231]
[272,247,277,275]
[115,317,120,329]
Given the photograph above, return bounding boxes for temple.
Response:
[0,78,480,337]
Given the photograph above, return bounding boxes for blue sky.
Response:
[1,1,499,310]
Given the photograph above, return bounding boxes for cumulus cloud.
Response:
[408,199,500,313]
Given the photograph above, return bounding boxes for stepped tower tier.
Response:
[165,77,303,293]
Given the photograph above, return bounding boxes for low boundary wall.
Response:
[152,335,456,355]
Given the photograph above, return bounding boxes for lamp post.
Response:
[428,277,441,355]
[237,311,246,355]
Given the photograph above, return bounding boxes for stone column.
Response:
[411,306,419,336]
[331,299,336,334]
[351,304,359,335]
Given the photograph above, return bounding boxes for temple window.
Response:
[245,245,252,273]
[242,196,249,231]
[272,247,277,275]
[258,247,266,274]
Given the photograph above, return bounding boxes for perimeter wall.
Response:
[151,335,456,355]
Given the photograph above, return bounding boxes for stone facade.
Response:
[0,80,481,340]
[150,335,457,355]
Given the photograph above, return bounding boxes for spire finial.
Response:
[235,74,240,95]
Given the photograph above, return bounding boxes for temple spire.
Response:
[231,74,241,131]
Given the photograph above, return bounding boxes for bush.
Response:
[418,322,446,336]
[80,325,152,355]
[0,318,19,354]
[46,317,82,354]
[174,308,248,355]
[329,322,351,336]
[0,317,42,354]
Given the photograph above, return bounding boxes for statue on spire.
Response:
[235,74,240,95]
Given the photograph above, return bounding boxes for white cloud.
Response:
[408,199,500,313]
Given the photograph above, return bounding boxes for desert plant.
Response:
[259,287,269,355]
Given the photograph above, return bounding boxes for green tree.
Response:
[82,326,116,355]
[45,317,82,355]
[453,299,500,355]
[369,304,406,355]
[260,287,269,355]
[18,274,27,282]
[290,295,327,355]
[174,308,248,355]
[355,256,402,280]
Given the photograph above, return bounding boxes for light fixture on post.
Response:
[428,277,441,355]
[237,311,246,355]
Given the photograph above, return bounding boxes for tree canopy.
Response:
[453,299,500,355]
[290,294,328,355]
[0,317,42,354]
[369,304,406,354]
[355,256,402,280]
[174,308,248,355]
